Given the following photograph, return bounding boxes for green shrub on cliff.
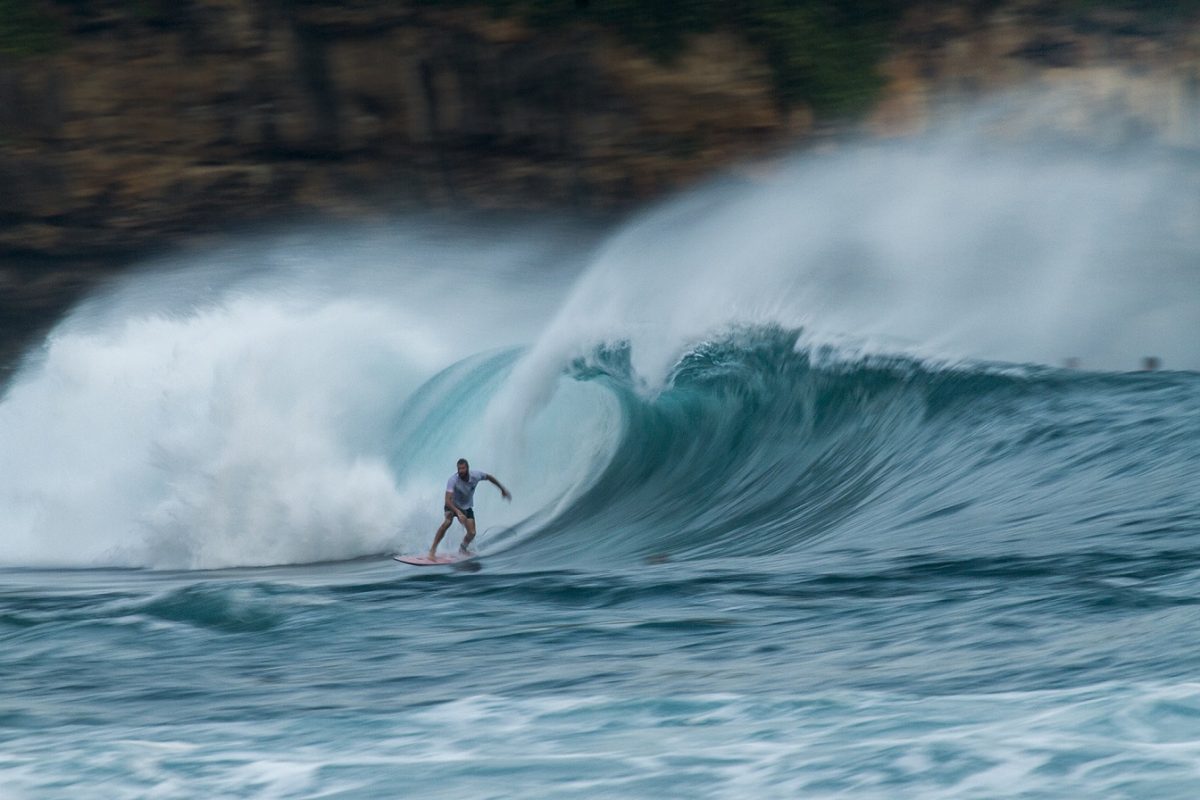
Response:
[423,0,900,118]
[0,0,58,57]
[738,2,898,116]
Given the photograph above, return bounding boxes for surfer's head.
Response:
[457,458,469,479]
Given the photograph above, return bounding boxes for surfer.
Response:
[429,458,511,558]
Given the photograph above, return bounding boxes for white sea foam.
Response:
[8,684,1200,798]
[0,225,588,569]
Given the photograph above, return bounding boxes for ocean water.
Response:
[2,133,1199,798]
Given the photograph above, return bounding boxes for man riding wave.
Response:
[429,458,511,559]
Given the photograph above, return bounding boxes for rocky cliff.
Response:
[3,2,1200,260]
[0,1,796,259]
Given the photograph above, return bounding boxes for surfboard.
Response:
[393,553,472,566]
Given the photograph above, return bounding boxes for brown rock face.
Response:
[3,1,1200,262]
[0,2,788,257]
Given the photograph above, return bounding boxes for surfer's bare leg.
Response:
[429,513,454,559]
[459,517,477,554]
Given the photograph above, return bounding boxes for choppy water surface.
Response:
[2,132,1199,798]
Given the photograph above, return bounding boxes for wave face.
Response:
[2,307,1195,571]
[516,328,1200,567]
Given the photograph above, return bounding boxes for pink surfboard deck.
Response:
[393,553,473,566]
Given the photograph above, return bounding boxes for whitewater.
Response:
[2,123,1199,798]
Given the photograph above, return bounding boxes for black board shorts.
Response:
[445,506,475,520]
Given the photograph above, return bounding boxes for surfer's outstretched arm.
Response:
[485,473,512,501]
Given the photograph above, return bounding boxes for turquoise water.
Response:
[4,339,1198,798]
[3,138,1200,797]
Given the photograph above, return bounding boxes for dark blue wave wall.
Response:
[497,328,1200,567]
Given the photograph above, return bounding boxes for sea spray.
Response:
[0,222,592,568]
[2,102,1198,570]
